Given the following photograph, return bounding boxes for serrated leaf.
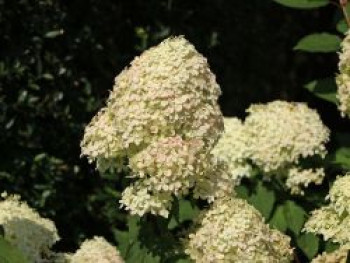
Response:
[283,201,306,235]
[297,233,319,260]
[304,78,337,104]
[273,0,329,9]
[269,205,287,232]
[249,181,276,219]
[0,237,28,263]
[337,19,348,34]
[294,33,341,52]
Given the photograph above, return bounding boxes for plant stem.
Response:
[340,0,350,27]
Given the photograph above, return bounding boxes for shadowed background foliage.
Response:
[0,0,346,260]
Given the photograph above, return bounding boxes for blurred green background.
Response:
[0,0,347,258]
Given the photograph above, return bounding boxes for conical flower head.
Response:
[81,36,224,172]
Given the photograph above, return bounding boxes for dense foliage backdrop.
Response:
[1,0,349,262]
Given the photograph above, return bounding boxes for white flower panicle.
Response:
[337,30,350,118]
[339,31,350,71]
[80,107,124,172]
[186,197,293,263]
[285,167,325,195]
[304,174,350,244]
[193,158,235,203]
[81,36,224,172]
[70,236,124,263]
[129,136,209,195]
[311,246,349,263]
[244,100,329,173]
[336,73,350,118]
[0,193,59,263]
[120,181,173,218]
[212,117,252,183]
[81,36,229,217]
[328,175,350,215]
[120,136,236,217]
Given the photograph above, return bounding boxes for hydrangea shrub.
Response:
[4,3,350,261]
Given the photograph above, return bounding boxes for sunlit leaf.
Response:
[283,201,306,235]
[297,233,319,260]
[273,0,329,9]
[269,205,287,232]
[294,33,341,52]
[249,181,276,219]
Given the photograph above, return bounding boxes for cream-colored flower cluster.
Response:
[81,36,234,217]
[213,101,329,194]
[120,181,173,218]
[285,168,325,195]
[120,137,234,216]
[212,117,252,183]
[311,246,349,263]
[0,194,124,263]
[328,175,350,215]
[304,174,350,244]
[336,30,350,118]
[192,158,234,203]
[48,236,124,263]
[0,193,59,263]
[186,197,293,263]
[81,36,223,172]
[244,101,329,173]
[70,236,124,263]
[129,136,210,196]
[79,108,124,172]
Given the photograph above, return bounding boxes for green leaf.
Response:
[333,147,350,169]
[178,200,199,223]
[114,229,131,257]
[337,19,348,34]
[297,233,319,260]
[168,199,199,229]
[235,184,249,199]
[269,205,287,232]
[167,216,179,230]
[0,237,28,263]
[273,0,329,9]
[127,216,140,240]
[294,33,341,53]
[304,78,337,104]
[249,181,276,219]
[283,200,306,235]
[324,241,340,253]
